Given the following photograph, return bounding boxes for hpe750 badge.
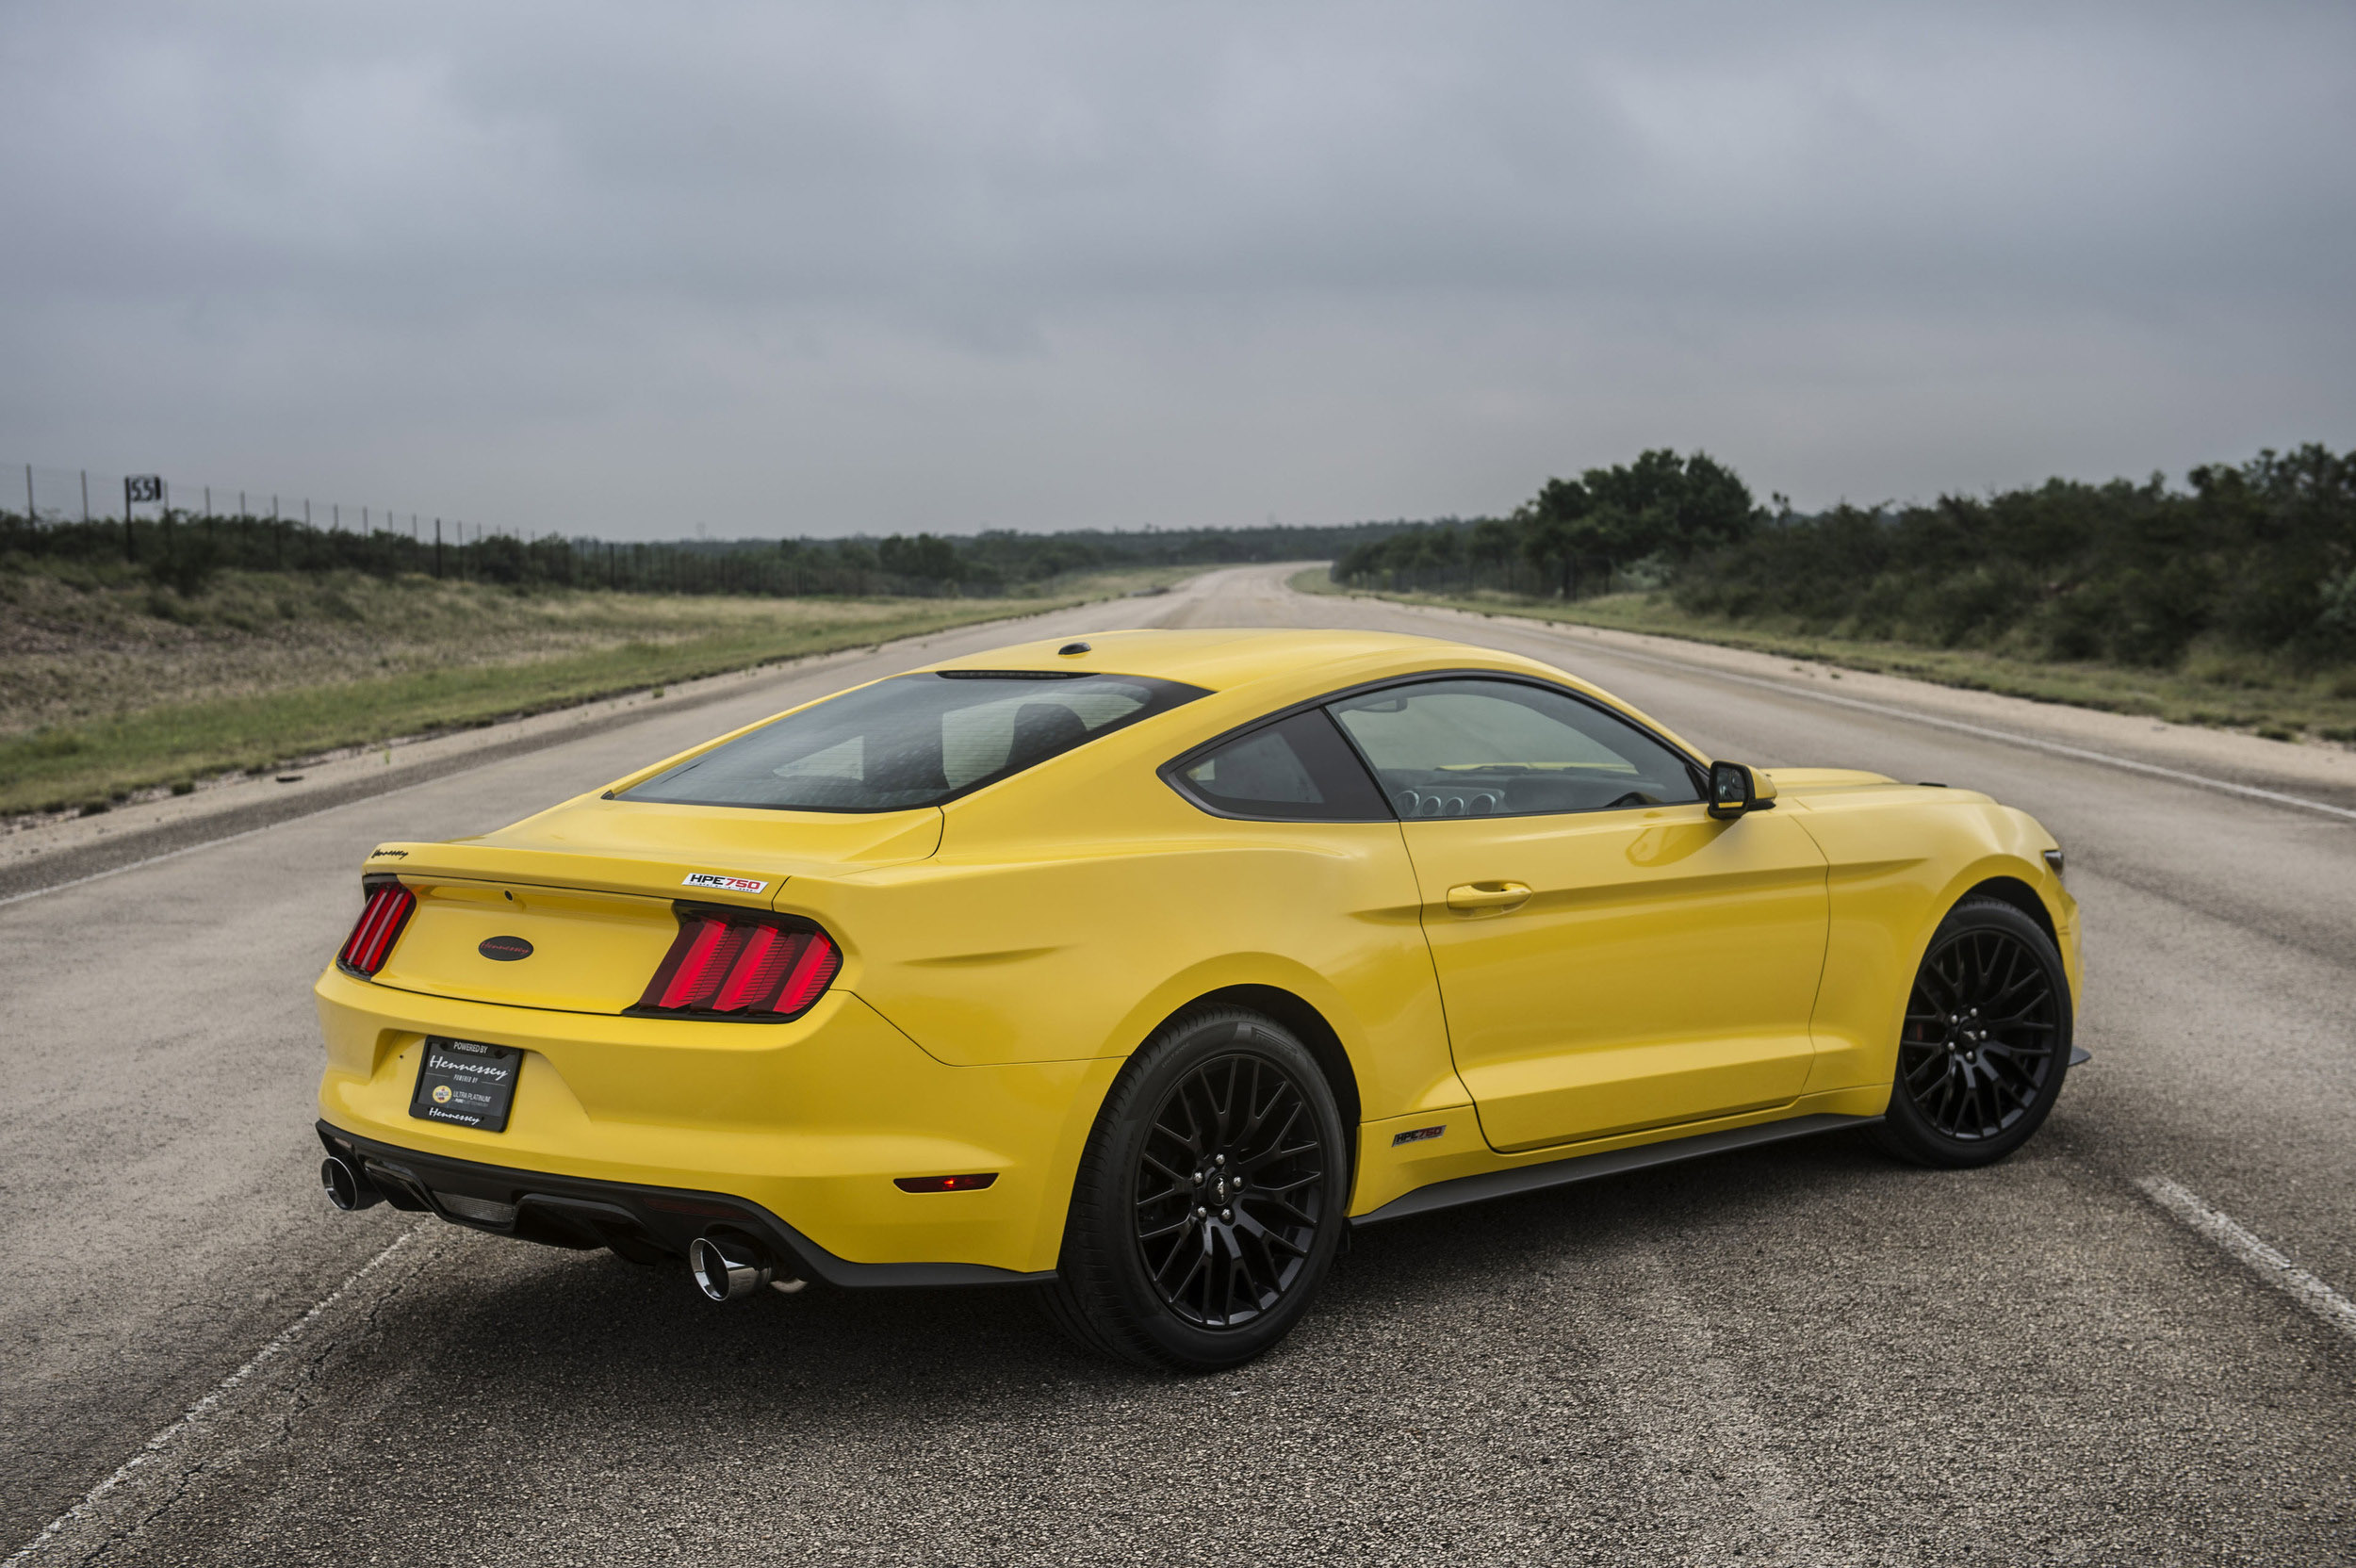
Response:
[682,872,765,893]
[409,1037,523,1132]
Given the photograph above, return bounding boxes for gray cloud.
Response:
[4,0,2352,535]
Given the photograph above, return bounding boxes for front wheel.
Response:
[1043,1007,1350,1371]
[1873,895,2073,1168]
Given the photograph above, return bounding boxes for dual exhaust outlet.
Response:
[689,1233,805,1301]
[321,1154,383,1212]
[322,1154,801,1300]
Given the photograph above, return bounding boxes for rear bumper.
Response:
[314,966,1119,1276]
[317,1122,1050,1287]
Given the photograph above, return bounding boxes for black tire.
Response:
[1043,1006,1350,1372]
[1873,895,2073,1168]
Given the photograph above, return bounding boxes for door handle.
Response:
[1447,881,1532,914]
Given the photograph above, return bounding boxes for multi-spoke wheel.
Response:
[1044,1007,1349,1370]
[1873,896,2074,1168]
[1133,1053,1326,1329]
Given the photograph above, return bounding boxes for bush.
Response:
[1671,445,2355,669]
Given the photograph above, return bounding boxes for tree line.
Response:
[0,506,1414,599]
[1333,444,2356,667]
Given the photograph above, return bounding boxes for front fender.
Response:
[1792,792,2076,1096]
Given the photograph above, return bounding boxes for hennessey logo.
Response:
[478,936,534,961]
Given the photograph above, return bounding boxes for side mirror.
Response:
[1707,760,1778,819]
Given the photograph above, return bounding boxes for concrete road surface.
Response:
[6,564,2353,1566]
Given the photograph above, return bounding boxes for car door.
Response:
[1327,678,1830,1152]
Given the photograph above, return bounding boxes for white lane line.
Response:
[2137,1175,2356,1343]
[1,1224,427,1568]
[1378,597,2356,824]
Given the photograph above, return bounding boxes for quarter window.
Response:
[1169,710,1391,822]
[1327,678,1702,817]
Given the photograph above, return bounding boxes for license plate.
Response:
[409,1037,523,1133]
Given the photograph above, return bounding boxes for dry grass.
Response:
[0,564,1181,815]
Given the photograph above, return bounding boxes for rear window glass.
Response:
[621,672,1207,812]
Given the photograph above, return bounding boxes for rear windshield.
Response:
[619,672,1208,812]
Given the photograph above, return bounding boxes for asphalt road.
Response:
[6,565,2353,1566]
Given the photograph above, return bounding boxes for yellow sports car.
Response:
[314,629,2080,1369]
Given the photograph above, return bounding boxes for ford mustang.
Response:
[313,629,2080,1369]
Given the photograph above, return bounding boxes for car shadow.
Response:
[375,1125,1917,1401]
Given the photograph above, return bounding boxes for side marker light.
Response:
[894,1173,999,1193]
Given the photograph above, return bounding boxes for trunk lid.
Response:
[357,796,937,1013]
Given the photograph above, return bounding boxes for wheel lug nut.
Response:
[1220,1210,1232,1222]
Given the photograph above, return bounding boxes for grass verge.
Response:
[1289,568,2356,743]
[1,567,1185,817]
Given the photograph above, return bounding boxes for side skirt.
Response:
[1350,1112,1882,1228]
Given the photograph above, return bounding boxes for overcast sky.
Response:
[4,1,2352,539]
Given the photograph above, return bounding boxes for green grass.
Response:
[0,566,1186,816]
[1291,568,2356,743]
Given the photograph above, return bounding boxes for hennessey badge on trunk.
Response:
[479,936,533,961]
[682,873,766,893]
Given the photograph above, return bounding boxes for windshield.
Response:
[620,672,1208,812]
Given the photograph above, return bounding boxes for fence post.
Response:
[123,477,136,562]
[82,471,90,523]
[23,463,31,526]
[434,517,443,580]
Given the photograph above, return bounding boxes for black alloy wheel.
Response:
[1133,1053,1326,1329]
[1873,895,2073,1168]
[1044,1007,1349,1371]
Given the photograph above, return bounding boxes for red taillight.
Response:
[338,881,416,976]
[636,909,842,1020]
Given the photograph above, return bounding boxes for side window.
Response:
[1327,678,1702,818]
[1169,710,1392,822]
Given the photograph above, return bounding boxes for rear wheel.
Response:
[1043,1007,1349,1371]
[1873,896,2072,1168]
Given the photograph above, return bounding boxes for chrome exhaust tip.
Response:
[321,1154,383,1212]
[688,1233,772,1302]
